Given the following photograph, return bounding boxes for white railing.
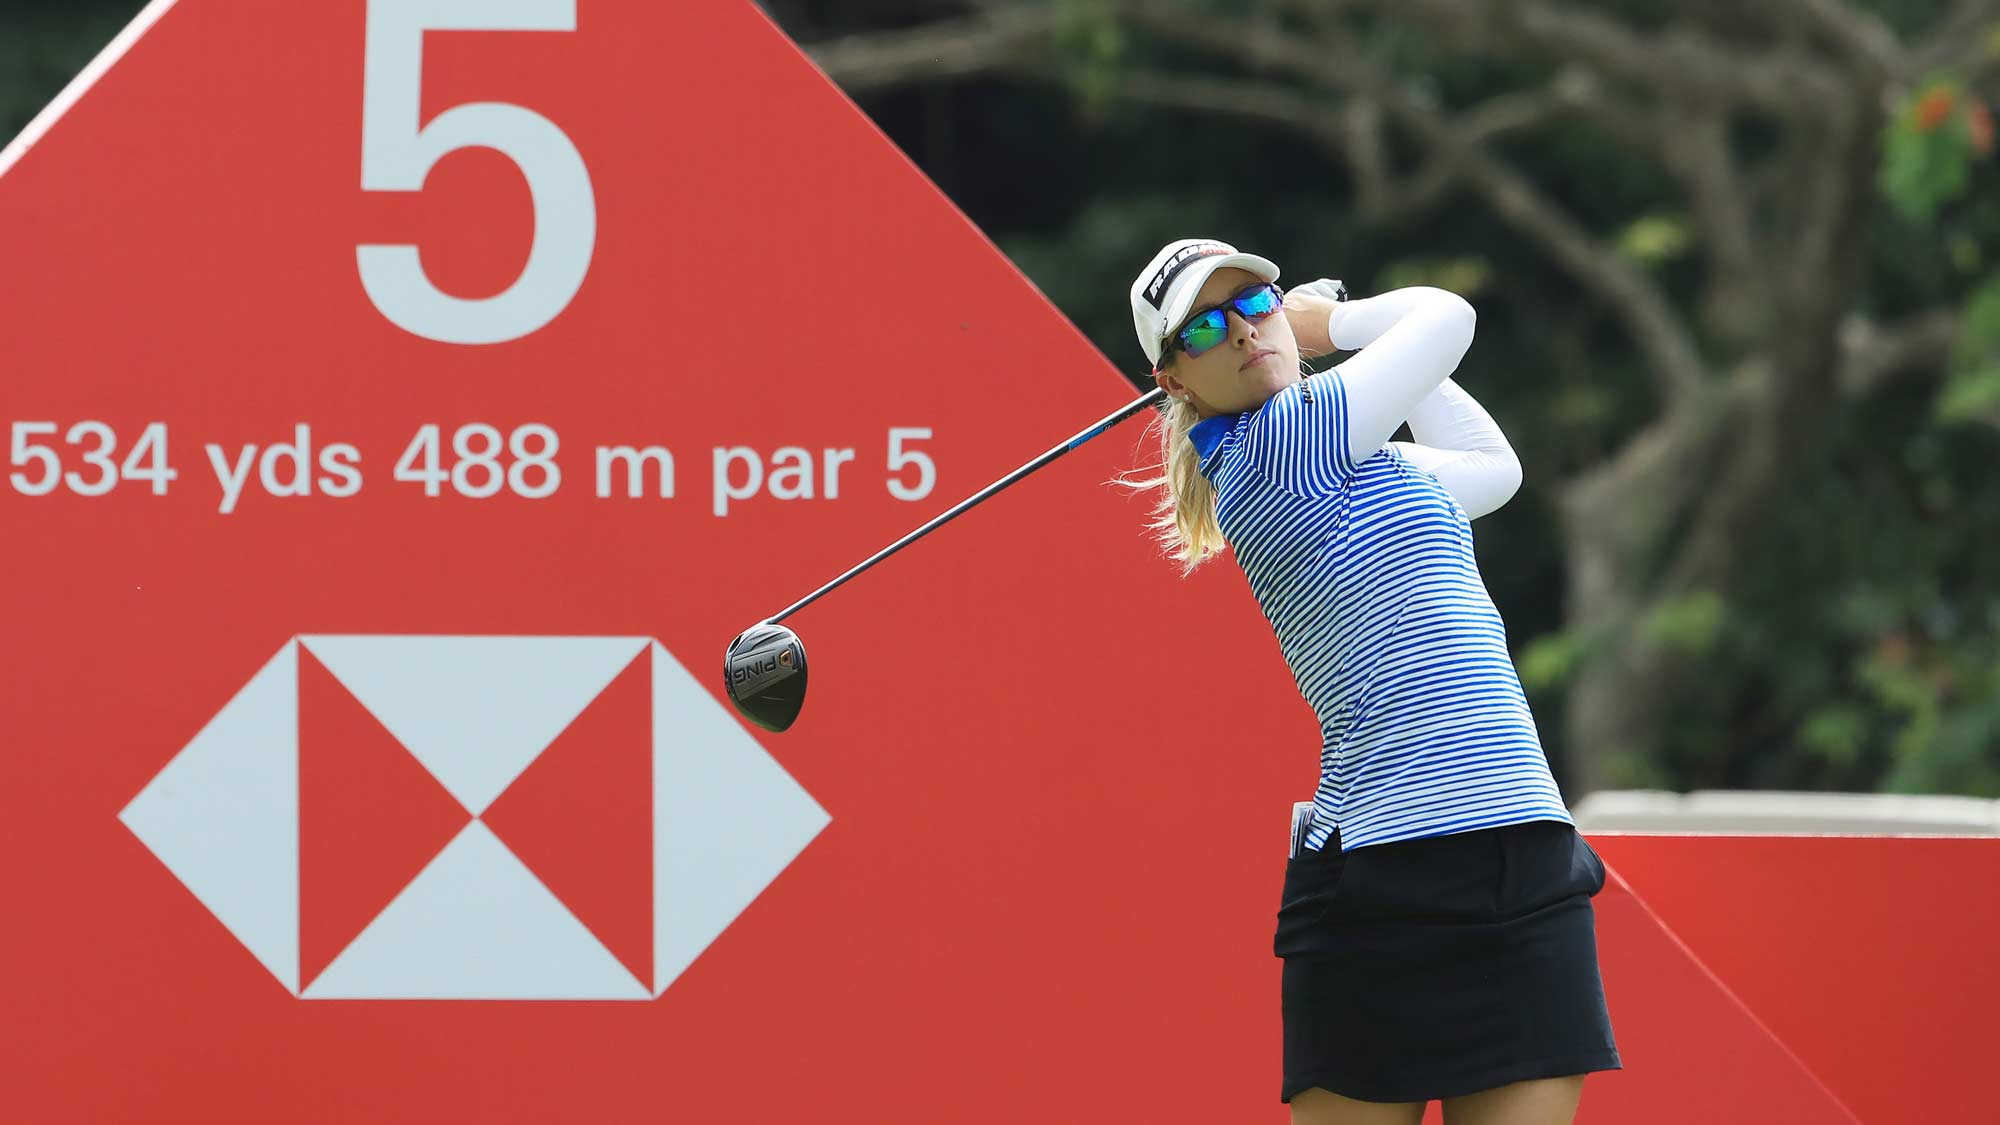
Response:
[1571,790,2000,836]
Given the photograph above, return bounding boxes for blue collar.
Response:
[1188,413,1233,466]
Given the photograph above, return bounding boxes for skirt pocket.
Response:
[1576,833,1608,895]
[1273,844,1348,957]
[1494,820,1607,919]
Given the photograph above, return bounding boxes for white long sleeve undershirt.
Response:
[1321,288,1522,520]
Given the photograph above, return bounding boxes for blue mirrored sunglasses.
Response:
[1168,282,1284,359]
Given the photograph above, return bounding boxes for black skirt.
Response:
[1277,818,1621,1104]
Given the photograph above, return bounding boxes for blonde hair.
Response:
[1115,393,1228,574]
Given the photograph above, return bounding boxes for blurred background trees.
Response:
[8,0,1998,798]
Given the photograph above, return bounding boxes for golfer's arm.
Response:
[1390,378,1523,520]
[1326,288,1477,465]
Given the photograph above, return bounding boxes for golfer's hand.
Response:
[1284,279,1346,359]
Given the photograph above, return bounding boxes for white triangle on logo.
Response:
[302,820,648,1000]
[298,635,648,815]
[651,641,830,995]
[119,640,300,993]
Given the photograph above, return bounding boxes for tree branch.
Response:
[1836,308,1965,396]
[1913,0,2000,74]
[805,7,1060,92]
[1770,0,1907,74]
[809,6,1571,232]
[1776,103,1881,400]
[1662,112,1762,297]
[1355,0,1849,116]
[802,0,1910,418]
[1112,9,1710,407]
[1082,69,1347,145]
[1508,1,1850,114]
[1338,96,1394,217]
[1080,69,1470,221]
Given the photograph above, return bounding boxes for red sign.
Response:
[4,2,1991,1122]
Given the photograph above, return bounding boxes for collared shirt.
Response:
[1189,296,1571,852]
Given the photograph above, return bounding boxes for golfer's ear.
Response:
[1154,367,1185,398]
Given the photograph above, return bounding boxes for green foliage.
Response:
[1880,78,1985,222]
[1936,276,2000,424]
[1934,368,2000,422]
[1378,257,1495,298]
[1546,384,1618,429]
[1518,628,1594,693]
[1862,636,2000,797]
[1052,0,1127,114]
[1640,591,1728,656]
[1799,704,1871,768]
[1599,752,1678,791]
[1615,215,1693,267]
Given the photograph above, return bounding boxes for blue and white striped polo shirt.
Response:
[1190,373,1572,853]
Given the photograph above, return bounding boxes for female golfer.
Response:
[1126,239,1620,1125]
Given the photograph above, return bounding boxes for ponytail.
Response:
[1115,395,1228,574]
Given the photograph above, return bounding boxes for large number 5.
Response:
[359,0,597,345]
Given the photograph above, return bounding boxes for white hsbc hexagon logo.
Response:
[119,636,829,1000]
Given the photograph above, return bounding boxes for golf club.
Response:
[724,386,1168,732]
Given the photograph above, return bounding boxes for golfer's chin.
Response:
[1198,360,1299,416]
[1235,364,1300,410]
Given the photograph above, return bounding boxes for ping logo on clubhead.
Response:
[118,635,830,1001]
[730,644,798,690]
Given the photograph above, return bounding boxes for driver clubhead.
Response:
[724,622,808,732]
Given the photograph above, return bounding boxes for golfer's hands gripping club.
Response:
[1284,278,1348,359]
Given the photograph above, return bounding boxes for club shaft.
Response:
[767,387,1168,625]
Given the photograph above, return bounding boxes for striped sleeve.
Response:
[1240,287,1478,497]
[1238,374,1359,494]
